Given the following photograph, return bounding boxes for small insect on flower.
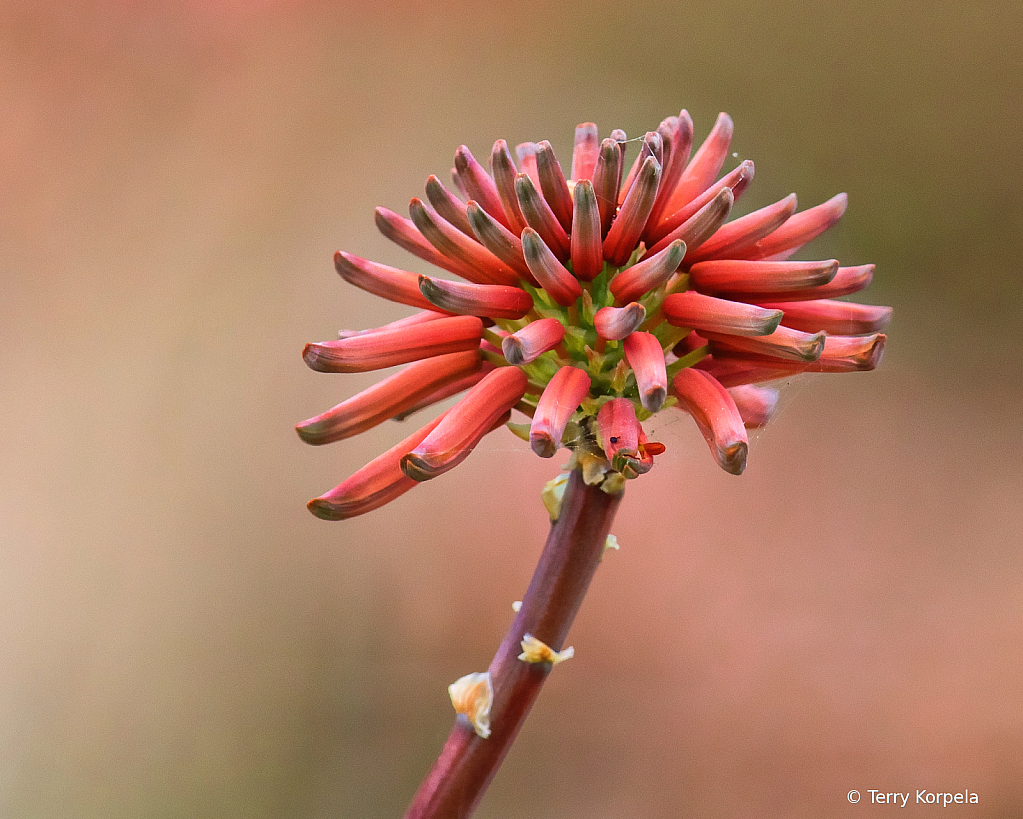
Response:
[298,110,890,517]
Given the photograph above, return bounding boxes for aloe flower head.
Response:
[298,110,891,518]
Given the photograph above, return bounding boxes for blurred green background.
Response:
[2,1,1021,816]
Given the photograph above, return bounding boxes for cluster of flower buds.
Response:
[298,111,891,518]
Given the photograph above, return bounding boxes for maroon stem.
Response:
[403,468,623,819]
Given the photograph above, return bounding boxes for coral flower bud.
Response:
[623,331,669,412]
[603,155,661,266]
[520,227,583,306]
[307,411,448,520]
[334,251,440,312]
[514,142,541,188]
[448,671,493,739]
[401,366,528,481]
[515,173,571,262]
[727,384,780,429]
[519,634,574,665]
[502,318,566,365]
[536,140,574,231]
[704,325,826,363]
[410,198,520,287]
[424,174,473,237]
[570,122,600,182]
[661,111,733,214]
[808,332,886,372]
[453,144,512,231]
[296,350,481,445]
[620,131,663,202]
[466,201,535,281]
[530,366,592,458]
[597,397,641,473]
[662,291,783,337]
[418,275,533,319]
[593,302,646,340]
[391,363,494,421]
[609,239,686,304]
[672,367,748,475]
[648,159,753,245]
[685,193,798,263]
[647,111,694,230]
[336,309,449,340]
[755,264,875,302]
[747,192,848,261]
[374,206,485,283]
[688,259,839,298]
[302,315,483,373]
[591,137,623,236]
[570,179,604,280]
[763,299,893,335]
[647,186,734,256]
[490,139,528,234]
[696,356,792,388]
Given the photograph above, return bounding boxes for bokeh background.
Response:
[2,1,1022,816]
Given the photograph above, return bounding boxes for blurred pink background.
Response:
[2,1,1022,816]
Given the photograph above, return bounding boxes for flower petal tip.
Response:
[721,441,748,475]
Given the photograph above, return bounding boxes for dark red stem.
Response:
[403,468,623,819]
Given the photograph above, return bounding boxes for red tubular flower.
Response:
[520,228,582,305]
[307,412,449,520]
[603,155,661,265]
[685,193,798,263]
[593,302,646,340]
[300,109,890,513]
[648,159,753,245]
[609,239,686,304]
[400,366,528,481]
[688,258,839,297]
[727,384,779,429]
[502,317,566,365]
[663,291,783,337]
[661,112,733,215]
[646,112,694,233]
[647,186,734,256]
[623,331,668,412]
[490,140,528,234]
[466,201,535,282]
[418,276,533,319]
[597,397,641,473]
[672,367,748,475]
[618,131,661,203]
[515,173,571,262]
[410,198,521,287]
[571,123,600,182]
[763,299,893,335]
[296,350,482,446]
[303,315,484,373]
[536,141,574,232]
[530,365,592,457]
[592,137,622,236]
[703,325,826,363]
[425,174,474,237]
[745,192,848,260]
[453,145,512,232]
[570,180,603,281]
